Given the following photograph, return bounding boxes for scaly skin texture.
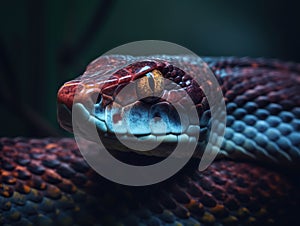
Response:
[0,137,299,226]
[1,56,300,225]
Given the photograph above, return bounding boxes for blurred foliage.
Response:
[0,0,299,137]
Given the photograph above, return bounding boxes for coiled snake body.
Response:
[0,56,299,225]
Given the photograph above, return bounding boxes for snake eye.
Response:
[136,69,164,101]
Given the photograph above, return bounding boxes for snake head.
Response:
[57,55,213,158]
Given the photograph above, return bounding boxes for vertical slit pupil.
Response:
[147,73,155,91]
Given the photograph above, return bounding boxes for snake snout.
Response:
[57,80,81,110]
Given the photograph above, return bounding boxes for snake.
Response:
[0,55,299,225]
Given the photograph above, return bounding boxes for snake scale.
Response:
[1,56,299,225]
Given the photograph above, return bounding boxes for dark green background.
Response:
[1,0,299,137]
